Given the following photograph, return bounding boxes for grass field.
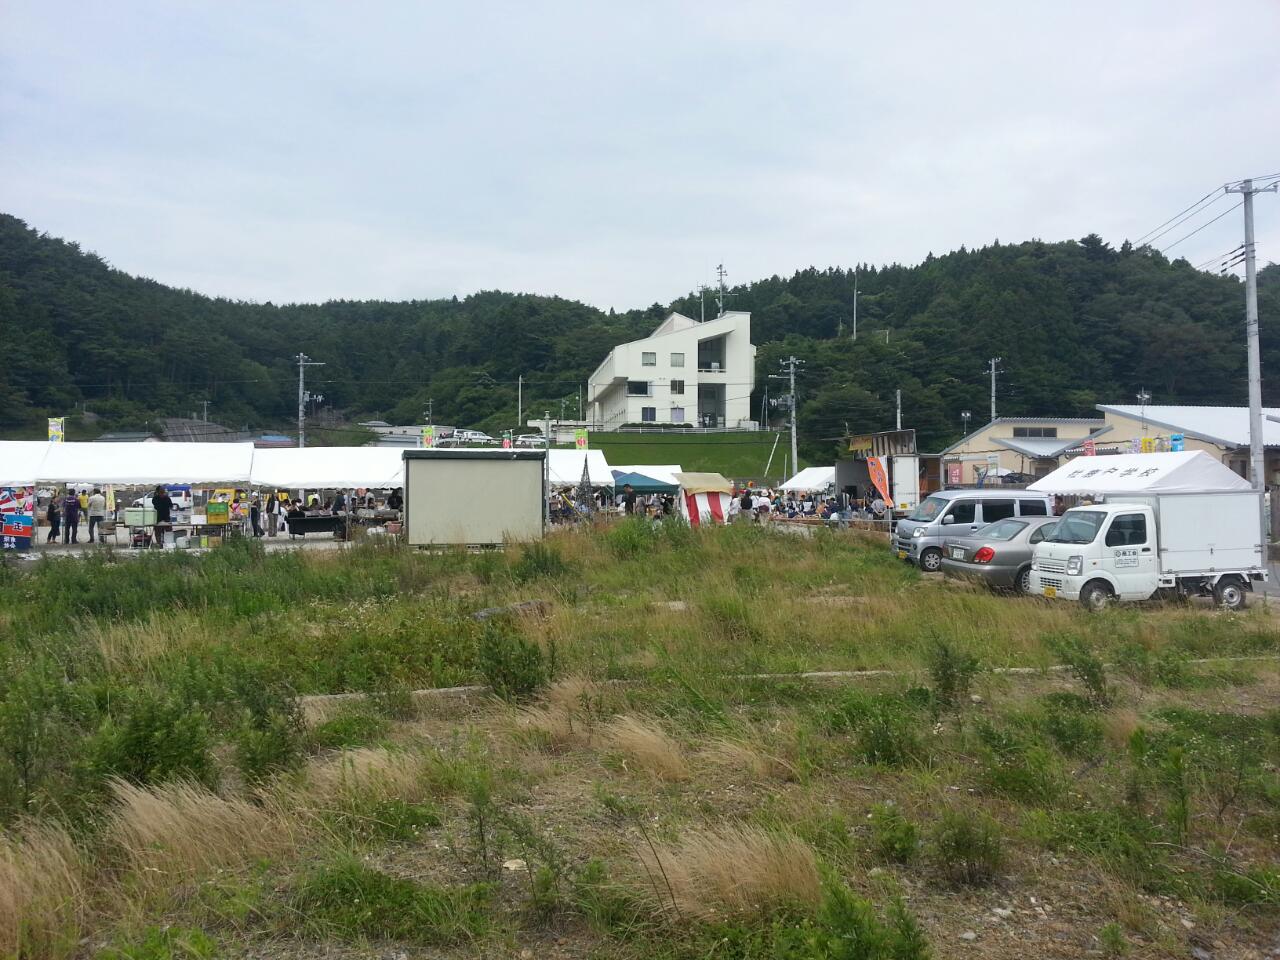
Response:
[587,430,805,480]
[1,524,1277,959]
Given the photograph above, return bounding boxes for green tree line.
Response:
[2,214,1276,456]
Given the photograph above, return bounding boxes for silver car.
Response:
[940,517,1059,594]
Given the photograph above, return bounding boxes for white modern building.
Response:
[588,311,756,429]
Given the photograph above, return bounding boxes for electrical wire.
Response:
[1133,186,1222,246]
[1159,199,1244,254]
[1138,191,1231,247]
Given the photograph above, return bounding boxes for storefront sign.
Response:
[1170,433,1184,452]
[1140,437,1156,454]
[1,514,33,551]
[946,463,962,485]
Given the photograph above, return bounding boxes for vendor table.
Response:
[285,515,344,538]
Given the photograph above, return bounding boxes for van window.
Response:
[908,495,948,521]
[1105,513,1148,547]
[980,500,1015,523]
[1019,499,1048,516]
[948,500,977,525]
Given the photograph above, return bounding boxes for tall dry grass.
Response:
[604,715,690,782]
[0,821,85,960]
[635,825,821,920]
[701,738,795,781]
[104,779,291,897]
[513,676,602,751]
[77,611,218,675]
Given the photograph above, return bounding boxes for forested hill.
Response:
[2,212,1277,455]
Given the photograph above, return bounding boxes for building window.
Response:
[1012,427,1058,438]
[670,352,684,367]
[670,379,684,395]
[670,406,685,422]
[641,351,657,367]
[641,407,656,422]
[627,381,650,396]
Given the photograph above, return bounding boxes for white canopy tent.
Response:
[1026,451,1253,495]
[547,449,613,487]
[249,447,405,489]
[36,442,256,486]
[0,441,56,487]
[780,466,836,493]
[611,464,683,486]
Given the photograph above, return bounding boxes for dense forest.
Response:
[1,213,1277,456]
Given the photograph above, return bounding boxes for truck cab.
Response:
[1031,504,1159,607]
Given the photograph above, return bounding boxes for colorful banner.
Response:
[502,432,513,449]
[421,426,435,448]
[946,463,962,485]
[1170,433,1184,452]
[0,514,33,551]
[1140,437,1156,454]
[1082,438,1096,456]
[48,417,65,442]
[866,456,891,503]
[574,429,588,450]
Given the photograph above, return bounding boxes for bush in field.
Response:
[825,692,925,767]
[869,802,919,863]
[1036,694,1104,757]
[927,806,1005,886]
[88,691,217,788]
[233,709,303,784]
[604,518,657,559]
[478,618,551,700]
[308,710,390,751]
[1047,634,1111,706]
[511,542,575,583]
[700,591,762,644]
[0,661,92,819]
[925,637,981,709]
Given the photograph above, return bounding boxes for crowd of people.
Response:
[728,488,888,525]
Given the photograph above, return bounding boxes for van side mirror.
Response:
[941,515,953,525]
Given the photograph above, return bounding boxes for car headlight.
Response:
[1067,556,1083,576]
[911,527,924,538]
[1030,558,1039,572]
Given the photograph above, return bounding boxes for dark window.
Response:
[980,500,1016,523]
[1106,513,1147,547]
[948,500,977,525]
[1012,427,1059,438]
[670,379,685,395]
[641,407,656,422]
[1029,522,1056,544]
[1019,499,1048,516]
[627,381,650,396]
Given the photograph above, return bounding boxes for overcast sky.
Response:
[3,2,1278,310]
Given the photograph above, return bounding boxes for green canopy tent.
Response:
[610,470,679,494]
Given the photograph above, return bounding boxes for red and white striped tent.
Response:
[673,472,734,527]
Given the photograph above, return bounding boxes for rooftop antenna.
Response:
[1137,388,1151,435]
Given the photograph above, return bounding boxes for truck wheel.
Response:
[919,548,942,573]
[1213,577,1247,611]
[1079,581,1113,612]
[1015,566,1033,594]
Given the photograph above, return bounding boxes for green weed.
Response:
[927,806,1005,886]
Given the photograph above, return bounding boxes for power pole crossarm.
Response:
[988,357,1002,422]
[295,353,325,448]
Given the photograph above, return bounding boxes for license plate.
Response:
[950,547,964,559]
[897,550,907,560]
[1043,586,1057,598]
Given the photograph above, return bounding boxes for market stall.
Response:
[610,470,679,494]
[1026,451,1252,495]
[547,449,613,488]
[674,471,735,527]
[780,466,836,493]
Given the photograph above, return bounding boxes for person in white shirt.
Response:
[87,488,107,543]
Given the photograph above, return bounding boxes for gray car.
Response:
[940,516,1059,594]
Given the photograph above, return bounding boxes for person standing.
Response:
[621,483,637,516]
[152,485,173,548]
[250,493,263,538]
[266,492,279,537]
[62,491,81,544]
[87,488,107,543]
[45,495,61,543]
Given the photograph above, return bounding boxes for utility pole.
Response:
[852,270,858,341]
[697,284,710,323]
[715,264,728,317]
[987,357,1002,422]
[517,375,523,429]
[895,389,902,430]
[1136,389,1151,436]
[578,384,583,421]
[1225,177,1278,495]
[200,399,210,423]
[775,356,803,478]
[424,398,433,427]
[295,353,324,448]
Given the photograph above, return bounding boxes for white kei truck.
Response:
[1026,451,1268,611]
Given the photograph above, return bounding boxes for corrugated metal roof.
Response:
[1098,404,1280,448]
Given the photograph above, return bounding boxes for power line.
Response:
[1138,191,1231,247]
[1133,186,1221,245]
[1159,199,1244,254]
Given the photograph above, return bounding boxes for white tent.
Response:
[250,447,405,489]
[36,442,256,486]
[780,466,836,493]
[612,464,683,486]
[547,449,613,487]
[0,441,55,487]
[1026,451,1253,495]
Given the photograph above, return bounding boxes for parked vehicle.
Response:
[941,516,1059,593]
[515,433,546,447]
[452,429,496,446]
[1030,491,1267,610]
[131,486,194,512]
[895,489,1055,572]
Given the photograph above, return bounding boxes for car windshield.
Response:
[975,519,1027,541]
[1048,510,1105,544]
[908,495,948,521]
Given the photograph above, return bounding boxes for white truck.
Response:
[1030,491,1267,611]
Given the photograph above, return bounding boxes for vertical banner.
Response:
[421,426,435,449]
[1082,438,1096,456]
[574,429,588,450]
[48,417,66,442]
[866,456,891,503]
[502,432,513,449]
[946,463,962,485]
[0,487,34,551]
[1140,437,1155,454]
[1170,433,1184,452]
[1130,438,1141,454]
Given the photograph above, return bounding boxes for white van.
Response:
[894,489,1055,572]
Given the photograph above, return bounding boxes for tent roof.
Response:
[0,441,56,487]
[250,447,405,489]
[611,464,683,486]
[36,442,256,486]
[611,470,679,493]
[674,471,734,495]
[1026,451,1252,495]
[547,449,613,487]
[780,466,836,492]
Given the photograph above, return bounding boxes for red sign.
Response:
[946,463,962,485]
[1082,439,1096,457]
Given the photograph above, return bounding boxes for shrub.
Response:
[699,592,762,644]
[88,692,217,788]
[604,518,656,559]
[511,542,574,583]
[571,859,641,933]
[292,858,491,944]
[330,797,442,843]
[309,710,390,751]
[925,637,980,709]
[927,806,1005,886]
[233,708,304,784]
[869,802,919,863]
[1036,694,1104,757]
[478,618,551,700]
[1048,634,1111,706]
[1098,921,1128,957]
[826,693,924,767]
